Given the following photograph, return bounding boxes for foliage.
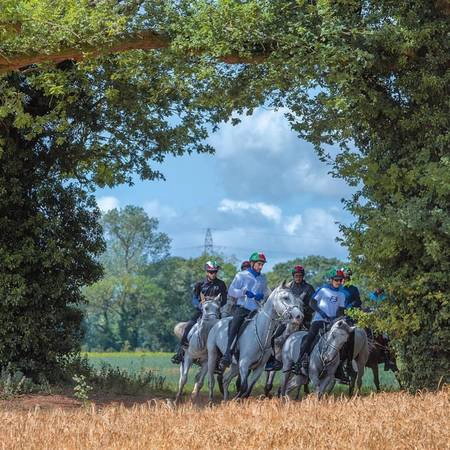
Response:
[0,134,104,378]
[0,1,448,390]
[267,256,345,289]
[72,374,92,403]
[83,206,170,351]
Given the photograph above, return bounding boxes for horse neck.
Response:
[320,330,348,362]
[255,294,277,334]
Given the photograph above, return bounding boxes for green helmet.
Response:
[249,252,267,263]
[327,267,344,280]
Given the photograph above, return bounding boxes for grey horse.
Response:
[279,319,368,398]
[206,281,304,402]
[173,294,222,403]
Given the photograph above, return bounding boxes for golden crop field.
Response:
[0,390,448,450]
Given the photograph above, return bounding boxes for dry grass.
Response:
[0,390,449,450]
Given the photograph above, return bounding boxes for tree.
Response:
[1,1,448,389]
[83,206,170,351]
[267,256,345,290]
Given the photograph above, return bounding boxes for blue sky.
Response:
[95,108,355,269]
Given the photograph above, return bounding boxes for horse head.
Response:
[327,318,355,349]
[271,281,304,324]
[201,294,222,320]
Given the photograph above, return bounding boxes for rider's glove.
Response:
[245,290,256,298]
[255,293,264,301]
[320,311,330,321]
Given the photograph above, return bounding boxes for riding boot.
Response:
[335,362,350,385]
[265,354,283,371]
[292,353,308,375]
[171,345,185,365]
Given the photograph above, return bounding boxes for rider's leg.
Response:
[265,323,286,371]
[293,320,326,374]
[219,306,249,369]
[171,310,202,364]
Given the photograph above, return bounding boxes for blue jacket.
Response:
[228,268,268,311]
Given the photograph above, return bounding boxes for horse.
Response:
[366,333,399,391]
[263,318,306,397]
[279,319,367,399]
[173,294,221,403]
[206,281,304,402]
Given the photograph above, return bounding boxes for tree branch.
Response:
[0,29,269,73]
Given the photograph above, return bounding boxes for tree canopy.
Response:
[0,0,448,389]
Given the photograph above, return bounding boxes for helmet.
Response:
[204,260,220,272]
[240,260,251,271]
[341,266,352,278]
[249,252,267,263]
[291,265,305,276]
[327,267,345,280]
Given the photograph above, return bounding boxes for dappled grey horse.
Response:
[279,319,368,398]
[174,294,221,403]
[264,316,305,397]
[207,281,304,401]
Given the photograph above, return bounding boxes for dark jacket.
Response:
[192,277,228,309]
[287,279,315,327]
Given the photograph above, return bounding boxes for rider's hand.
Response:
[246,290,256,298]
[255,293,264,301]
[320,311,330,320]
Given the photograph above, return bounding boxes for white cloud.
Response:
[208,107,354,201]
[284,214,303,235]
[97,196,119,212]
[218,199,282,223]
[143,200,177,220]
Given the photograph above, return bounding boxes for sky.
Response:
[95,108,355,270]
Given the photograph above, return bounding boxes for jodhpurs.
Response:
[298,320,328,362]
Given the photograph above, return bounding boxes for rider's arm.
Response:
[336,306,345,317]
[228,273,246,298]
[310,294,330,320]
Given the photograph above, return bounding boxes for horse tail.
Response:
[174,322,188,339]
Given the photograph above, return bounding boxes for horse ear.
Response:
[214,294,221,304]
[281,279,287,289]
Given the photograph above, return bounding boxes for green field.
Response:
[85,352,400,395]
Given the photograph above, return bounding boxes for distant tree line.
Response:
[82,206,345,352]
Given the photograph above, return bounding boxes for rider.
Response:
[340,266,362,309]
[265,265,315,371]
[288,265,315,328]
[292,267,347,378]
[369,287,386,302]
[218,252,268,371]
[171,260,227,364]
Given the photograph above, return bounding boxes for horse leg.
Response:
[223,364,239,401]
[349,371,356,396]
[207,346,218,403]
[175,354,192,403]
[280,369,291,397]
[191,360,208,403]
[264,370,275,397]
[242,364,266,398]
[372,364,380,392]
[235,362,251,399]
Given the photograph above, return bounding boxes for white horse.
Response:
[174,294,221,403]
[279,318,368,398]
[206,281,304,402]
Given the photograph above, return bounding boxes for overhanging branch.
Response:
[0,29,269,73]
